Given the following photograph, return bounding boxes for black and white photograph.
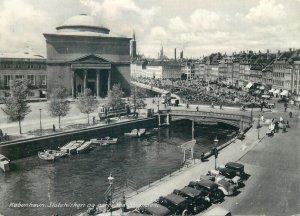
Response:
[0,0,300,215]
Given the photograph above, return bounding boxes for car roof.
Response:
[144,204,171,216]
[164,193,187,205]
[226,162,244,169]
[179,186,202,198]
[198,179,218,188]
[202,206,231,216]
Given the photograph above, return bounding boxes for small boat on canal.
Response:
[59,140,85,155]
[124,129,139,137]
[0,154,10,172]
[38,150,68,161]
[124,128,146,137]
[138,128,146,137]
[77,141,93,154]
[90,136,118,145]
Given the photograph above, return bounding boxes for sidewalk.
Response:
[78,119,267,216]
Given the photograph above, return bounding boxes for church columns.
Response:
[71,69,76,98]
[108,69,111,92]
[96,70,100,97]
[83,69,87,91]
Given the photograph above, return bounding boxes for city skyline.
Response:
[0,0,300,57]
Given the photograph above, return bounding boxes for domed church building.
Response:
[43,14,132,98]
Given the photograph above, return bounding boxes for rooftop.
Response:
[0,50,45,60]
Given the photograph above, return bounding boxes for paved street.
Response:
[217,114,300,215]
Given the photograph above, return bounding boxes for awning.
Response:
[262,95,270,98]
[259,86,265,90]
[246,82,253,89]
[274,89,280,94]
[280,90,288,96]
[269,89,275,93]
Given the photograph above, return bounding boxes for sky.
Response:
[0,0,299,58]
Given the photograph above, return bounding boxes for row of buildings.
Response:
[131,49,300,95]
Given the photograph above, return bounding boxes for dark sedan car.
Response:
[173,186,210,213]
[157,193,190,215]
[225,162,246,178]
[188,180,224,203]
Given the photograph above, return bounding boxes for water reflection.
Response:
[0,120,237,216]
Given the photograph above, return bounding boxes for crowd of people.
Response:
[133,77,270,108]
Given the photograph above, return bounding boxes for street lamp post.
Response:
[39,108,42,134]
[213,137,219,170]
[108,173,114,216]
[157,95,160,112]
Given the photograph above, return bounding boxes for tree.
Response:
[48,87,70,128]
[107,84,125,110]
[2,79,31,134]
[77,88,98,124]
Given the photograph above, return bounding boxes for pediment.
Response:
[70,54,111,64]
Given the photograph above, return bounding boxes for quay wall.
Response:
[0,117,157,160]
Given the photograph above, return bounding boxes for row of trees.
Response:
[2,80,128,134]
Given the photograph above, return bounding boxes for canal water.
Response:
[0,120,237,216]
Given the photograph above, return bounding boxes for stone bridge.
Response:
[158,109,252,131]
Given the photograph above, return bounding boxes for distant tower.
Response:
[180,50,183,59]
[174,48,177,61]
[160,44,164,59]
[130,31,137,59]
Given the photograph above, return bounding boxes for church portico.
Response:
[71,67,111,98]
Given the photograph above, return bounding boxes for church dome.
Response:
[56,14,110,34]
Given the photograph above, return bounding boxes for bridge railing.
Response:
[168,109,251,121]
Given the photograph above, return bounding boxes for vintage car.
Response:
[201,206,232,216]
[157,194,190,215]
[173,186,210,213]
[225,162,246,178]
[135,203,171,216]
[207,169,243,188]
[188,180,224,203]
[200,175,237,196]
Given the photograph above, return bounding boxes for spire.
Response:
[132,30,135,40]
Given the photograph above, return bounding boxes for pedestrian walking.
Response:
[289,111,292,118]
[52,124,56,132]
[220,103,222,110]
[196,106,199,111]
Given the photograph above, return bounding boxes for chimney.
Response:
[277,50,280,58]
[174,48,177,61]
[267,49,269,54]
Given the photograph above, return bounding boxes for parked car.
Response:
[213,168,244,188]
[201,206,231,216]
[200,175,237,196]
[137,203,171,216]
[207,169,243,188]
[173,186,210,214]
[225,162,246,178]
[188,180,224,203]
[157,194,190,215]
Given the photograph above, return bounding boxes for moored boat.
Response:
[124,129,139,137]
[59,140,85,155]
[0,154,10,172]
[77,141,93,154]
[90,136,118,145]
[38,151,56,161]
[138,128,146,137]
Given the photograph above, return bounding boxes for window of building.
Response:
[27,75,35,86]
[4,75,13,87]
[40,75,46,86]
[15,75,24,80]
